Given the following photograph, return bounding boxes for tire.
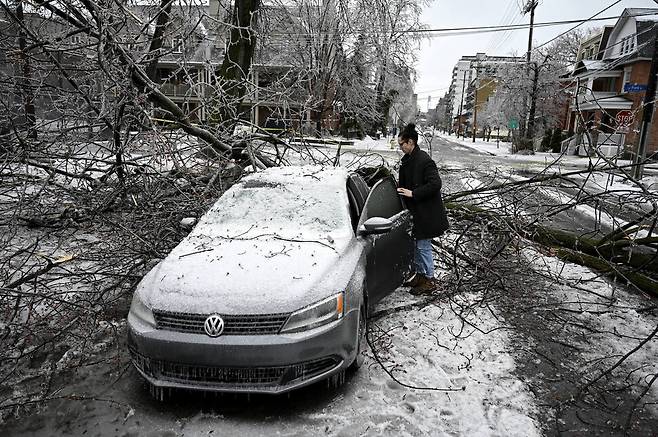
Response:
[349,304,367,370]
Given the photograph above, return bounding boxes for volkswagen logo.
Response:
[204,314,225,337]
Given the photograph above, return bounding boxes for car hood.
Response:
[137,225,360,315]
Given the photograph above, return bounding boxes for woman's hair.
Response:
[399,123,419,145]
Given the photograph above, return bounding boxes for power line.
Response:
[489,11,525,53]
[541,22,658,83]
[264,12,657,38]
[533,0,623,52]
[484,0,519,53]
[416,86,451,95]
[447,9,658,99]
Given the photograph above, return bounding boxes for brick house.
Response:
[562,8,658,156]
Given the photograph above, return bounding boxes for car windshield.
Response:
[203,167,352,237]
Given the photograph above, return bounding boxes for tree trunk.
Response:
[144,0,174,81]
[215,0,261,130]
[15,1,36,140]
[374,60,388,134]
[445,203,658,296]
[526,62,539,141]
[525,226,658,275]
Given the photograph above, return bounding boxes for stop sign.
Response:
[615,110,634,126]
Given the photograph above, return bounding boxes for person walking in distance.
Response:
[396,123,449,295]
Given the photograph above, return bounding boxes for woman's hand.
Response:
[397,188,413,198]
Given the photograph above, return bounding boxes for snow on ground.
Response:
[113,286,544,437]
[453,173,656,420]
[521,247,658,415]
[3,140,658,435]
[359,289,542,437]
[504,172,628,232]
[352,136,399,152]
[460,177,505,211]
[435,132,636,169]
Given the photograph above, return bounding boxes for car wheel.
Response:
[349,304,367,370]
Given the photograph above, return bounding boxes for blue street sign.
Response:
[624,83,648,93]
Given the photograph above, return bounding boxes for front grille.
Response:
[130,348,339,387]
[153,310,290,335]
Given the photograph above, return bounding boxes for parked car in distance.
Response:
[128,165,413,397]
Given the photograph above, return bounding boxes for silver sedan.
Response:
[127,166,412,397]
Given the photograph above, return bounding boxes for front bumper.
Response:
[127,308,359,394]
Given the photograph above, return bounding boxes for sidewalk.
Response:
[436,132,658,175]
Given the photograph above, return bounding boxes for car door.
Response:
[358,176,413,305]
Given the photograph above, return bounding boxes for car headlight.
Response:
[280,292,344,333]
[129,291,156,327]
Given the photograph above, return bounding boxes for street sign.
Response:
[507,119,519,129]
[615,110,634,133]
[624,83,648,93]
[616,110,634,126]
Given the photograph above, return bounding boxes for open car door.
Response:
[357,176,413,306]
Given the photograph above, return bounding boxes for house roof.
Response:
[129,4,226,65]
[578,95,633,111]
[603,8,658,61]
[625,8,658,22]
[581,60,607,70]
[567,59,621,79]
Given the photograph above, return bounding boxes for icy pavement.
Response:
[2,287,542,437]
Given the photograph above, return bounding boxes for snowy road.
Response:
[430,134,654,236]
[2,291,543,437]
[2,137,657,437]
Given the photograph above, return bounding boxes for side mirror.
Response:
[359,217,393,235]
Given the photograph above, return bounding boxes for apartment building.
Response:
[446,53,524,134]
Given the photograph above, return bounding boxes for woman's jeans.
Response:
[413,239,434,278]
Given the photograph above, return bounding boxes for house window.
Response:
[620,35,636,55]
[172,38,183,53]
[623,67,632,91]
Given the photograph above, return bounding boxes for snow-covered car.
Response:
[127,166,413,396]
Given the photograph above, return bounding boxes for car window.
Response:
[360,176,402,221]
[347,174,368,213]
[205,175,352,236]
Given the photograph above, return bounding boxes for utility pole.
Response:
[473,83,478,142]
[527,58,545,144]
[522,0,538,145]
[633,29,658,180]
[472,63,481,143]
[523,1,537,67]
[457,69,467,138]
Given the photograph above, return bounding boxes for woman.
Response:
[396,123,449,295]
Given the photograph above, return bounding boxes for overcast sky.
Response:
[415,0,658,110]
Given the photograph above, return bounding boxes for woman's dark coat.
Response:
[398,146,449,239]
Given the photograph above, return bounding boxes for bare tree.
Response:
[484,30,584,152]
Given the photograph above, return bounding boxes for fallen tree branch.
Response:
[444,202,658,296]
[578,323,658,396]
